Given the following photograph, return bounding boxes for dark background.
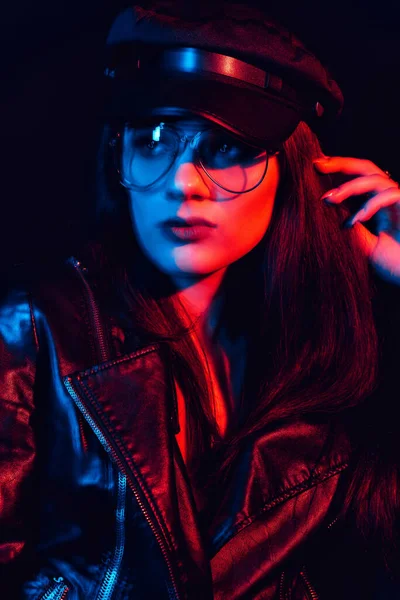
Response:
[2,0,400,275]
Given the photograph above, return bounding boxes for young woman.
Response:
[1,2,400,599]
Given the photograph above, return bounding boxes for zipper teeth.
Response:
[59,588,69,600]
[327,516,340,530]
[78,413,89,452]
[97,471,127,600]
[64,376,180,600]
[299,567,319,600]
[279,571,286,600]
[69,258,109,363]
[39,581,69,600]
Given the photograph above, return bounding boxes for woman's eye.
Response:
[136,138,163,152]
[218,143,239,155]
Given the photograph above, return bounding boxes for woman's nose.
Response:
[173,161,208,191]
[169,147,210,194]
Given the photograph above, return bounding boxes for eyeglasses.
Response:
[109,121,280,194]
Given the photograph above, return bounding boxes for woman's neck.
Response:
[172,268,247,439]
[172,268,228,345]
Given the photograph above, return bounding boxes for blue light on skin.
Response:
[124,113,281,346]
[124,113,282,438]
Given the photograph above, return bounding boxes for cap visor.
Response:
[104,73,302,148]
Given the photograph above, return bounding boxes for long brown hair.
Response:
[86,119,399,572]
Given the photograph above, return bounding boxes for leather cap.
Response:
[103,2,344,147]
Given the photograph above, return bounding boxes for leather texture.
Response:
[0,256,384,599]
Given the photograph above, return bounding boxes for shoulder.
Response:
[208,415,353,567]
[211,417,352,520]
[0,250,107,374]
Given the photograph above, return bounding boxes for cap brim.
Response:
[104,73,302,148]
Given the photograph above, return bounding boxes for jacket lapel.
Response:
[64,344,213,599]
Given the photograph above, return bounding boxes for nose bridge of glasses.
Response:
[178,129,203,151]
[173,129,203,168]
[171,132,209,187]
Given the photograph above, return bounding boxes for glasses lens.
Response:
[119,122,268,192]
[198,130,268,193]
[121,123,178,188]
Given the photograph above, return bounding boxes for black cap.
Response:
[103,2,344,148]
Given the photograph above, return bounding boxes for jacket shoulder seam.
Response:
[214,461,349,551]
[259,460,349,515]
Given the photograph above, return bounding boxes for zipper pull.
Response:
[68,256,88,274]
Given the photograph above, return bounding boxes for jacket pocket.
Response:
[37,576,69,600]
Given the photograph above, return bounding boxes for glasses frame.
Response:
[109,121,281,194]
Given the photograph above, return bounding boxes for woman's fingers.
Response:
[320,174,399,203]
[314,156,388,178]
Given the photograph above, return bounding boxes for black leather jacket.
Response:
[0,256,396,600]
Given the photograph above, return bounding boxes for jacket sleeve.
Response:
[0,287,39,596]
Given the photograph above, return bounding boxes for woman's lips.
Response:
[162,225,215,242]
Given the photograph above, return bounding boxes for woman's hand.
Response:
[314,156,400,286]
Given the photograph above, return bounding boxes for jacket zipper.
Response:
[64,378,180,600]
[97,471,127,600]
[299,567,319,600]
[39,577,69,600]
[65,257,181,600]
[68,258,109,363]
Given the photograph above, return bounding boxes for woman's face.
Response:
[125,115,281,285]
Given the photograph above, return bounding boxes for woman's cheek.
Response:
[228,198,275,250]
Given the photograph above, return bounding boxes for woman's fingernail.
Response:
[321,191,335,203]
